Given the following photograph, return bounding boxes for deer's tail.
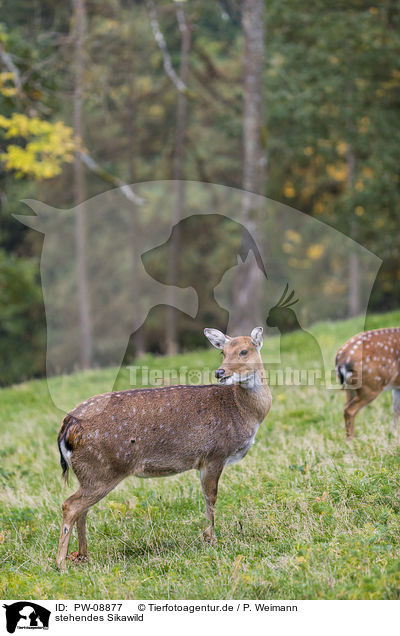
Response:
[57,414,81,484]
[335,352,354,388]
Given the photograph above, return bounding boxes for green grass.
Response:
[1,311,400,599]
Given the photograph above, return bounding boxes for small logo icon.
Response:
[2,602,50,634]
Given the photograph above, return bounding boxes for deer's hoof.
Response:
[202,528,217,545]
[67,551,89,563]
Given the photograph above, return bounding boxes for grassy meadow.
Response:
[1,311,400,599]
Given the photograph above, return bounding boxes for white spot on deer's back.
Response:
[142,408,146,415]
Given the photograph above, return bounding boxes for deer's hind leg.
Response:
[200,461,224,543]
[392,389,400,433]
[56,482,117,571]
[344,389,358,439]
[343,387,382,439]
[64,510,89,565]
[76,510,89,558]
[57,488,87,570]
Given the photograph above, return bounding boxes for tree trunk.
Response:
[127,86,145,357]
[166,9,191,355]
[346,142,361,317]
[348,251,361,317]
[73,0,92,369]
[232,0,266,335]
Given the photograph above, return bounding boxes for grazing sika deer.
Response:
[56,327,271,570]
[336,328,400,438]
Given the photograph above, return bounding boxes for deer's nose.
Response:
[215,368,225,379]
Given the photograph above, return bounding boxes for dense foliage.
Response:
[0,0,399,384]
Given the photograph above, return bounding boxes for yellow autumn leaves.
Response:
[0,71,18,97]
[0,112,75,179]
[282,230,325,262]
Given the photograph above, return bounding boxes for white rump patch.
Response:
[59,438,72,466]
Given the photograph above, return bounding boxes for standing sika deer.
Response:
[56,327,271,570]
[336,328,400,438]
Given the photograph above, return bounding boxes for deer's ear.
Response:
[251,327,263,351]
[204,328,230,350]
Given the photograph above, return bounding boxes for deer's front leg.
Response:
[200,462,223,543]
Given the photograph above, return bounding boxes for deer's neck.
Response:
[233,377,271,425]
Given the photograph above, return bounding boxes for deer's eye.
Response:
[239,349,248,356]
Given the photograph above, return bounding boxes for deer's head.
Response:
[204,327,265,389]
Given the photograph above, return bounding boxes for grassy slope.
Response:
[1,311,400,600]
